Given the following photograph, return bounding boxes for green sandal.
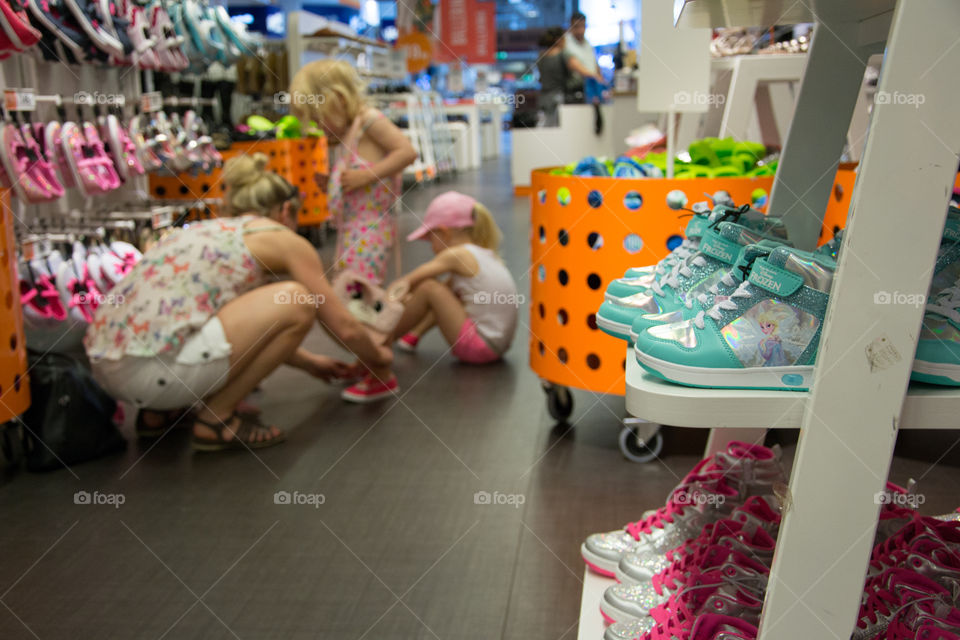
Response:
[191,412,286,452]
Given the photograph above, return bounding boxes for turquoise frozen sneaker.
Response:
[912,279,960,386]
[634,246,835,391]
[911,209,960,385]
[626,231,842,342]
[628,242,779,342]
[608,213,711,300]
[596,212,790,341]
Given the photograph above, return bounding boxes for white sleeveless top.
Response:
[450,244,518,354]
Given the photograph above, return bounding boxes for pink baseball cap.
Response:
[406,191,478,241]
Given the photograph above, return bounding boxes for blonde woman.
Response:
[84,153,395,451]
[290,59,417,285]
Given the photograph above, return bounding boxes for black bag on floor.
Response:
[19,350,126,472]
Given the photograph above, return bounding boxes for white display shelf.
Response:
[673,0,896,32]
[577,569,615,640]
[625,352,960,430]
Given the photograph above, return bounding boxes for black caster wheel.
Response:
[544,384,573,422]
[619,424,664,463]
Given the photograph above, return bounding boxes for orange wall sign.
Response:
[396,31,432,73]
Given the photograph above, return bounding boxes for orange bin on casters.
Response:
[528,166,856,462]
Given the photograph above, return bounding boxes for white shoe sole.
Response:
[341,387,398,403]
[634,346,813,391]
[395,341,417,353]
[912,360,960,384]
[580,542,620,577]
[596,315,633,340]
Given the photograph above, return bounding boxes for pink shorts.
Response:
[452,319,501,364]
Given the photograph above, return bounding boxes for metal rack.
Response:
[612,1,960,639]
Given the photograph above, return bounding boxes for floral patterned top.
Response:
[84,216,269,360]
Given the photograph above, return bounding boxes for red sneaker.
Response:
[396,333,419,353]
[341,375,398,403]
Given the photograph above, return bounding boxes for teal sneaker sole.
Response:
[634,345,813,391]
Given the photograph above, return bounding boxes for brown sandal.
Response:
[191,412,286,452]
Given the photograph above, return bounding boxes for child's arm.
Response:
[341,115,418,191]
[388,247,477,297]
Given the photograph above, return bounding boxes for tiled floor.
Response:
[1,158,958,639]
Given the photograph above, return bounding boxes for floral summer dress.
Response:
[328,110,401,285]
[83,216,269,360]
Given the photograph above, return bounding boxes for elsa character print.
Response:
[757,308,791,367]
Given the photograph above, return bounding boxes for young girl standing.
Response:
[290,60,418,284]
[386,191,518,365]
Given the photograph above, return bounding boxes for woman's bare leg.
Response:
[193,281,315,443]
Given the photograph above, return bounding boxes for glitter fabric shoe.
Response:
[883,600,960,640]
[635,246,835,391]
[616,494,781,585]
[581,442,784,576]
[603,573,766,639]
[617,498,779,585]
[597,207,789,341]
[602,543,771,623]
[853,568,954,640]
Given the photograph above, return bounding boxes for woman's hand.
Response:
[298,352,356,382]
[340,168,376,192]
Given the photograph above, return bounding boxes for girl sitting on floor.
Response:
[386,191,518,365]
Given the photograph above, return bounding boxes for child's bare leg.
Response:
[391,279,467,345]
[405,311,436,338]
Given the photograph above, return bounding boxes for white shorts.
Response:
[91,317,233,411]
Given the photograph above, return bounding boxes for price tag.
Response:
[141,91,163,113]
[151,210,172,229]
[4,89,36,112]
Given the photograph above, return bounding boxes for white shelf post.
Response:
[764,24,878,249]
[758,3,960,640]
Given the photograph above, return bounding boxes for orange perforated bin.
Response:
[1,189,30,421]
[149,137,329,226]
[528,167,859,396]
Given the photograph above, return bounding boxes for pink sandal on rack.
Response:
[102,114,144,180]
[41,121,76,188]
[0,123,59,202]
[128,114,164,172]
[60,121,122,195]
[21,123,64,199]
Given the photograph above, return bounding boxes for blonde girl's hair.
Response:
[222,153,300,217]
[467,203,502,252]
[289,59,366,129]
